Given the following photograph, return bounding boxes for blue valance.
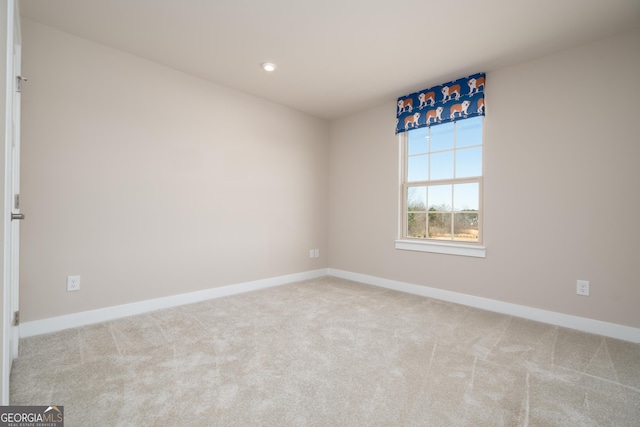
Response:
[395,73,485,134]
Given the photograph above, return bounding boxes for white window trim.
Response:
[395,239,486,258]
[396,122,486,258]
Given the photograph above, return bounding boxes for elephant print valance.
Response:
[395,73,485,134]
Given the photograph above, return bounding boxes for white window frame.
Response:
[395,120,486,258]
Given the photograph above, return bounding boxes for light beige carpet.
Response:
[10,276,640,426]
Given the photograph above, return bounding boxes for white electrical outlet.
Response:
[576,280,589,296]
[67,275,80,292]
[314,249,319,258]
[309,249,315,258]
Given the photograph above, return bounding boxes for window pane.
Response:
[408,128,429,155]
[453,182,479,211]
[456,116,482,148]
[407,154,428,182]
[430,151,454,180]
[428,213,452,240]
[407,186,426,211]
[428,184,451,210]
[407,212,426,238]
[401,114,483,243]
[430,122,454,152]
[455,147,482,178]
[454,212,479,242]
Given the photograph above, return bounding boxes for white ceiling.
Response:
[19,0,640,120]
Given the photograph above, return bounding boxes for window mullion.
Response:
[452,121,456,240]
[450,184,454,240]
[423,185,428,238]
[453,121,457,179]
[427,126,431,181]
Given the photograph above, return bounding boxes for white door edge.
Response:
[2,0,18,405]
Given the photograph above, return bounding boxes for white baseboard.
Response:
[19,269,329,338]
[20,267,640,343]
[328,268,640,343]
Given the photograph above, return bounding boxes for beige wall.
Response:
[19,20,329,322]
[329,28,640,328]
[18,18,640,330]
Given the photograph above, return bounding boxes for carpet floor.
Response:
[10,276,640,426]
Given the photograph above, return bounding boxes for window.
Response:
[394,73,486,257]
[397,116,484,257]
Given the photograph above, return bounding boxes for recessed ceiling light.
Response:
[261,62,276,72]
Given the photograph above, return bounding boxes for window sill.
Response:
[395,239,486,258]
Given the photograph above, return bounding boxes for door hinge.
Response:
[14,194,20,210]
[13,311,19,326]
[16,75,27,93]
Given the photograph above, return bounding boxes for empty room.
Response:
[2,0,639,425]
